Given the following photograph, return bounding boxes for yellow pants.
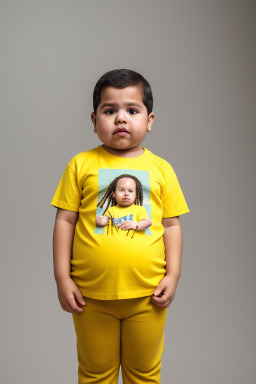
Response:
[72,295,168,384]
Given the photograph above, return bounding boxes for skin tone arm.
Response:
[118,217,152,231]
[96,215,109,226]
[52,208,86,313]
[151,216,183,308]
[96,214,152,230]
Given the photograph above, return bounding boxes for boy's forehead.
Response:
[100,85,144,106]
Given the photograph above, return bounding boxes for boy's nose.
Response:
[115,111,127,123]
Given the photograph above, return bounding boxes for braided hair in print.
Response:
[97,174,144,216]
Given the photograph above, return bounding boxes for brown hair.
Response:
[97,174,144,215]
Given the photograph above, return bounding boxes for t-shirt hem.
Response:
[162,207,190,218]
[79,288,156,300]
[50,200,79,212]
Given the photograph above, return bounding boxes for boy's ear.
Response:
[147,112,154,132]
[91,112,97,131]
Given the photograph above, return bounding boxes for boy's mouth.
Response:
[114,127,129,135]
[115,131,129,136]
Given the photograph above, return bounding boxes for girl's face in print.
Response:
[113,178,136,207]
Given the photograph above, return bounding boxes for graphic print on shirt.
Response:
[95,169,152,236]
[110,214,132,226]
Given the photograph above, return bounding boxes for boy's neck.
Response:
[101,144,144,158]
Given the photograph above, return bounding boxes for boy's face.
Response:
[112,178,136,206]
[91,85,154,152]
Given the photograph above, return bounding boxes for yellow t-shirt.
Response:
[50,145,190,299]
[104,203,150,237]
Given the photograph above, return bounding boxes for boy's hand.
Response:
[118,221,137,230]
[56,277,86,313]
[151,274,179,308]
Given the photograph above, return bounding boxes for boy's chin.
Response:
[103,142,142,150]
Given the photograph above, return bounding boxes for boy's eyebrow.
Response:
[100,102,143,110]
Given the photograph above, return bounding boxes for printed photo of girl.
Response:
[96,174,152,238]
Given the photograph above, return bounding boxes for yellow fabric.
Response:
[72,295,167,383]
[104,203,149,237]
[50,145,190,299]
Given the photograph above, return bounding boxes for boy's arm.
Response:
[151,216,183,307]
[162,216,183,279]
[52,208,86,313]
[52,208,78,282]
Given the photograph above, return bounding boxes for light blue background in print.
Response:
[95,169,152,235]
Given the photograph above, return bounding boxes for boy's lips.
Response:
[114,127,129,134]
[115,131,129,136]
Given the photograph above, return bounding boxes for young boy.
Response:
[51,69,190,383]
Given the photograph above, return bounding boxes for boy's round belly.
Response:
[70,231,166,299]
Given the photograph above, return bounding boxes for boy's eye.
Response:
[105,109,114,115]
[104,108,138,115]
[128,109,138,115]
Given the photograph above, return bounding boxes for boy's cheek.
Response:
[96,117,112,131]
[96,125,109,135]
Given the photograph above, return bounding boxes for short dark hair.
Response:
[93,69,153,115]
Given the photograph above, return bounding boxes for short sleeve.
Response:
[162,162,190,218]
[50,161,82,212]
[137,206,149,221]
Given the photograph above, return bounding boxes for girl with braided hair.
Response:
[95,174,152,236]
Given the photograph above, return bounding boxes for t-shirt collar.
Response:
[98,145,149,163]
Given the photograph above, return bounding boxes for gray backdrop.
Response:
[1,0,255,383]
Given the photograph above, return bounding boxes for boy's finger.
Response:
[77,295,86,305]
[151,298,165,307]
[70,299,84,313]
[74,297,86,310]
[151,294,163,301]
[151,294,169,305]
[74,291,86,305]
[61,301,73,313]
